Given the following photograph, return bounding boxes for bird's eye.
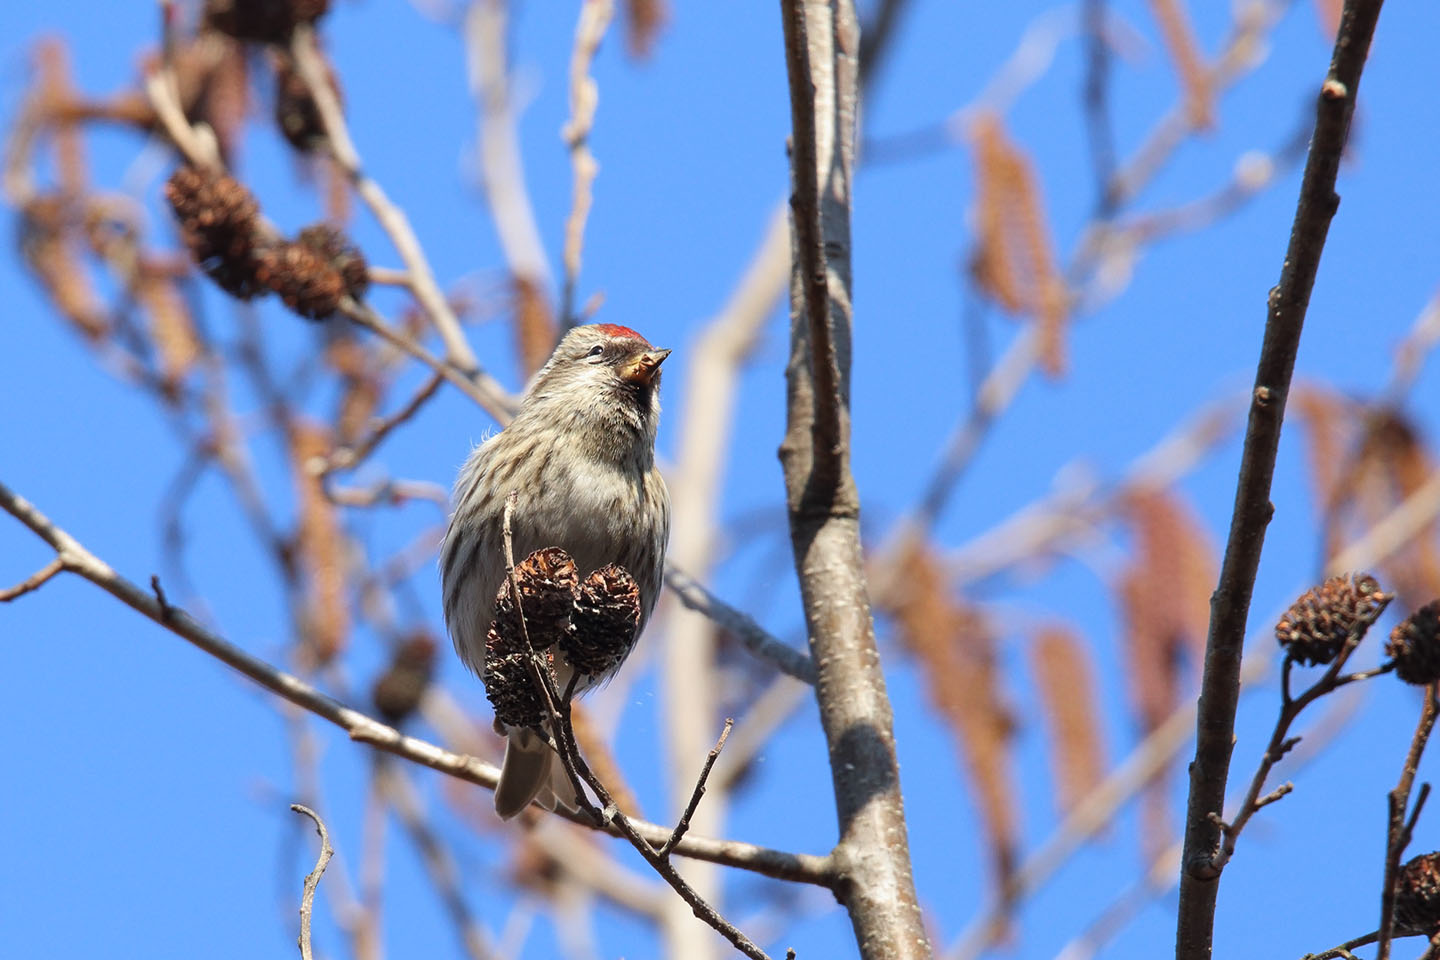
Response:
[586,345,605,359]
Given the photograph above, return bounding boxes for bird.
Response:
[441,323,671,819]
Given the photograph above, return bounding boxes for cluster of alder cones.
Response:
[1275,572,1440,685]
[482,547,642,730]
[165,166,367,319]
[1275,574,1440,935]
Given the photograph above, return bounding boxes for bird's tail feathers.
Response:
[493,727,582,819]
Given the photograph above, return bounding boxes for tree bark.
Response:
[777,2,931,957]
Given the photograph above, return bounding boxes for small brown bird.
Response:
[441,324,671,818]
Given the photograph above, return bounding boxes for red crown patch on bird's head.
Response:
[593,323,651,346]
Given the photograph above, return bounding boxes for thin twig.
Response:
[664,566,816,684]
[1378,684,1440,960]
[1211,594,1393,874]
[547,708,775,960]
[289,804,335,960]
[1300,930,1383,959]
[0,556,65,602]
[1175,3,1386,956]
[658,719,733,858]
[341,298,516,422]
[316,372,443,478]
[501,492,599,822]
[0,479,834,886]
[496,507,776,959]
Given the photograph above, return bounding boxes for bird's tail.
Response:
[494,727,581,820]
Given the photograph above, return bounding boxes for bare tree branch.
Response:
[316,371,443,478]
[290,803,335,960]
[0,556,65,602]
[1377,686,1439,960]
[778,1,930,957]
[0,479,834,887]
[658,718,733,858]
[1176,3,1387,957]
[559,0,613,326]
[664,566,817,684]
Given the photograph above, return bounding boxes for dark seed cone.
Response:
[482,549,581,729]
[1387,601,1440,686]
[1395,850,1440,936]
[489,548,581,652]
[562,564,641,679]
[371,631,437,726]
[165,166,266,298]
[206,0,331,44]
[298,224,368,301]
[1275,573,1389,667]
[255,241,345,319]
[483,647,553,731]
[274,60,325,151]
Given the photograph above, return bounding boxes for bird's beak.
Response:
[619,348,671,386]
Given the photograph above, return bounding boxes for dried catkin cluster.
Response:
[483,548,642,729]
[1275,573,1389,666]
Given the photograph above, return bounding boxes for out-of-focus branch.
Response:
[1176,4,1387,956]
[342,299,515,421]
[778,2,930,958]
[465,0,555,294]
[664,566,816,684]
[0,480,830,885]
[289,25,481,379]
[315,371,443,478]
[378,763,496,960]
[558,0,613,326]
[290,804,335,960]
[0,556,65,602]
[655,205,791,959]
[1081,0,1117,214]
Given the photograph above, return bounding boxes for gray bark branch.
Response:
[777,2,930,957]
[1174,2,1387,958]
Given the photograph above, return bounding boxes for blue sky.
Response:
[3,1,1440,959]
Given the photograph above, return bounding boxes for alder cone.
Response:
[1275,573,1388,666]
[255,242,344,319]
[482,548,580,729]
[298,225,369,301]
[483,646,552,730]
[562,564,642,679]
[1388,601,1440,686]
[205,0,330,43]
[488,548,581,653]
[164,166,266,298]
[371,631,437,726]
[1395,851,1440,936]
